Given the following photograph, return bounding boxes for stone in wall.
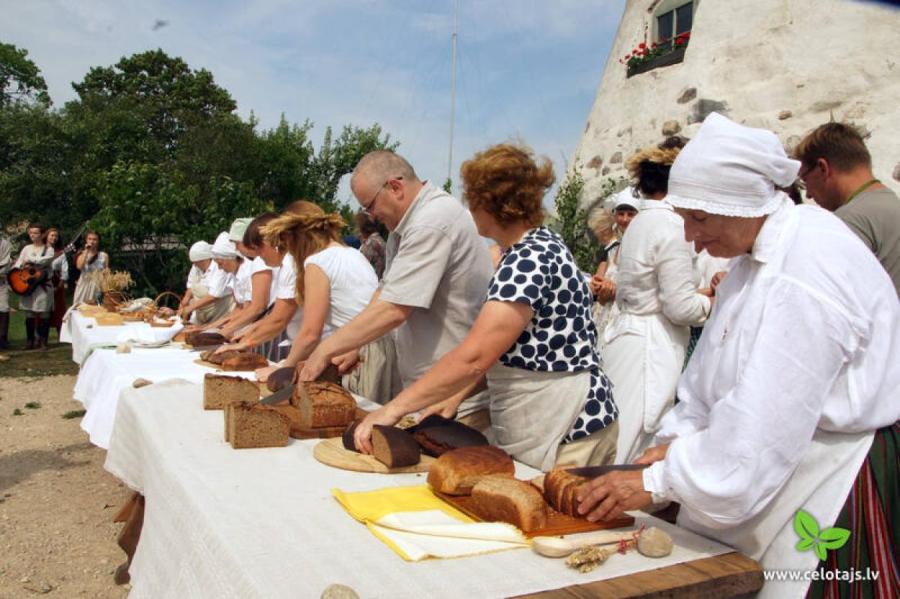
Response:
[687,99,729,124]
[810,100,842,113]
[662,120,682,136]
[784,135,802,157]
[778,110,793,120]
[893,162,900,183]
[587,155,603,170]
[610,152,623,164]
[602,166,611,175]
[677,87,697,104]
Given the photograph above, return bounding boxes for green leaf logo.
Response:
[793,509,850,561]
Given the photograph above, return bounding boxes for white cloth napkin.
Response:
[116,321,184,347]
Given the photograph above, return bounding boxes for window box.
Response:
[627,45,686,78]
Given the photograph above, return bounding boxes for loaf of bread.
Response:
[266,366,296,392]
[221,352,268,371]
[408,414,489,457]
[200,349,242,365]
[290,381,355,429]
[267,403,304,436]
[185,331,228,347]
[342,421,360,451]
[203,373,260,410]
[371,425,421,468]
[470,475,548,532]
[427,446,515,496]
[542,468,589,517]
[224,401,290,449]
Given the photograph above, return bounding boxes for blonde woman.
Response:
[251,202,384,398]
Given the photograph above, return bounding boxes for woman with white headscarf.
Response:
[576,113,899,598]
[602,138,712,464]
[178,239,235,324]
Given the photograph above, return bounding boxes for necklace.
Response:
[845,179,880,204]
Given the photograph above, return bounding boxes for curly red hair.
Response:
[460,143,554,227]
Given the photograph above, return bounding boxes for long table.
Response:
[104,379,763,598]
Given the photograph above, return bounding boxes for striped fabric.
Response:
[807,422,899,599]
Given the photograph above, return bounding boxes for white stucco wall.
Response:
[574,0,900,204]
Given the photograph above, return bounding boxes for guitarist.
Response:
[0,233,10,349]
[13,223,55,350]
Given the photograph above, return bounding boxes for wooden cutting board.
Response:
[313,437,435,474]
[434,490,634,538]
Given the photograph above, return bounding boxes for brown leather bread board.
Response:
[434,490,634,538]
[313,437,435,473]
[290,409,369,439]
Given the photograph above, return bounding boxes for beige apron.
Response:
[678,429,873,598]
[190,282,234,324]
[603,310,688,463]
[486,363,590,471]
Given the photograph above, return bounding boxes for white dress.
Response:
[601,200,710,463]
[73,251,108,306]
[642,197,900,597]
[14,244,55,313]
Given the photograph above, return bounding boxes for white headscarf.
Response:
[666,113,800,217]
[612,187,640,212]
[211,231,238,259]
[188,241,213,262]
[228,217,253,243]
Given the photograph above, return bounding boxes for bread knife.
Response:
[259,382,294,405]
[565,464,648,478]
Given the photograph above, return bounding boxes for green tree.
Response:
[0,42,50,106]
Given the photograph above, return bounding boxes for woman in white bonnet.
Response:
[576,113,900,598]
[178,238,235,324]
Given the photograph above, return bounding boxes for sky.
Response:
[2,0,626,207]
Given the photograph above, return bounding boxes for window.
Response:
[655,1,694,49]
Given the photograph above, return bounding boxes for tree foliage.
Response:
[0,46,399,295]
[0,42,50,107]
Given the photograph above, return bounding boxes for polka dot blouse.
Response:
[487,227,618,442]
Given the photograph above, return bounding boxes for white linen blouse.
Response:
[643,198,900,526]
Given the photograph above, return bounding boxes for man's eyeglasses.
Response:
[362,176,402,215]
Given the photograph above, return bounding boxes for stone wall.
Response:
[574,0,900,204]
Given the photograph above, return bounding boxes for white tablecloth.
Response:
[104,379,733,599]
[74,345,255,449]
[61,311,158,364]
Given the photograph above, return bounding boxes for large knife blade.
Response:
[565,464,648,478]
[259,382,294,406]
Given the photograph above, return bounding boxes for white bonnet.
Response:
[667,113,800,217]
[188,241,213,262]
[211,231,238,259]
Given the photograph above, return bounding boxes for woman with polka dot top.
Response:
[353,143,619,471]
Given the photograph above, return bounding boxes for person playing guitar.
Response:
[13,223,55,350]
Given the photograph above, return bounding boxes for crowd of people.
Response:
[0,225,107,350]
[4,111,897,595]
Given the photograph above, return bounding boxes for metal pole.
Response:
[448,0,459,186]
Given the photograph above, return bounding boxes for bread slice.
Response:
[226,401,290,449]
[203,373,260,410]
[470,475,548,532]
[371,425,421,468]
[290,381,355,429]
[185,331,228,347]
[427,446,515,496]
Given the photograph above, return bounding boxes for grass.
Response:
[24,401,41,409]
[0,293,78,378]
[12,408,23,416]
[62,409,86,419]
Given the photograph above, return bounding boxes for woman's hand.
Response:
[596,279,617,304]
[633,443,670,465]
[353,404,404,454]
[420,395,465,420]
[255,365,276,383]
[298,349,329,382]
[215,341,247,355]
[576,470,653,522]
[333,349,361,374]
[710,271,727,294]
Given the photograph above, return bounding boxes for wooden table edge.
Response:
[511,551,763,598]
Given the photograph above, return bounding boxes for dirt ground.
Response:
[0,374,129,598]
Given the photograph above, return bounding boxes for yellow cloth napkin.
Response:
[332,485,529,561]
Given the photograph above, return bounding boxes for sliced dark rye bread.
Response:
[371,425,421,468]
